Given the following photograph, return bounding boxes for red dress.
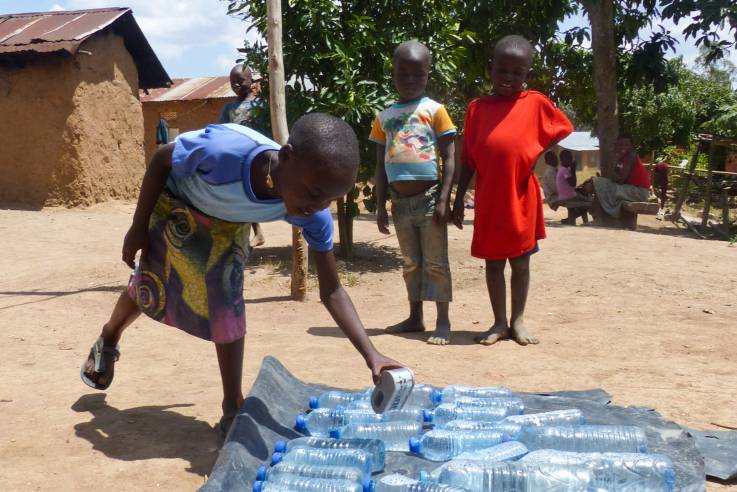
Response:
[462,91,573,260]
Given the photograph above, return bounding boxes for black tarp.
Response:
[201,357,737,492]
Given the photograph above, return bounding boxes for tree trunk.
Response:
[582,0,619,178]
[266,0,308,301]
[336,196,353,259]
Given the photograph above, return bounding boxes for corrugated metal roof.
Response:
[0,7,170,89]
[140,77,235,102]
[558,131,599,152]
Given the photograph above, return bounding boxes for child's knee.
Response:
[509,255,530,273]
[485,259,506,274]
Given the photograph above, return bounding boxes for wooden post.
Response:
[266,0,308,301]
[701,143,717,229]
[721,187,730,239]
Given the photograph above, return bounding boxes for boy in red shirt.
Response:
[452,35,572,346]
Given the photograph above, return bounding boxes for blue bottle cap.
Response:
[422,409,433,423]
[252,481,264,492]
[431,389,443,405]
[271,452,284,466]
[295,414,306,432]
[256,465,267,482]
[329,428,341,439]
[274,440,287,453]
[409,437,421,454]
[363,479,374,492]
[309,396,320,409]
[419,470,430,482]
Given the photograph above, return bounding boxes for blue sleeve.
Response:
[286,208,334,252]
[169,125,246,183]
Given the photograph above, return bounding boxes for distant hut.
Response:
[0,7,170,208]
[139,77,237,165]
[534,131,599,177]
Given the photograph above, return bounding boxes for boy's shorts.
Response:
[389,183,452,303]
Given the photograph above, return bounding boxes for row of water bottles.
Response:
[252,384,676,491]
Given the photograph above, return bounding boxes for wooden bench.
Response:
[620,201,660,230]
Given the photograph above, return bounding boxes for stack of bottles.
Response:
[251,384,677,491]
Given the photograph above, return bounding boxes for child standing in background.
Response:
[453,35,573,346]
[372,41,457,345]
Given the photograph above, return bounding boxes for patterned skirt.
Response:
[127,191,248,344]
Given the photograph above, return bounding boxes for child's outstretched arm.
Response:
[435,135,456,224]
[313,249,404,383]
[373,144,390,234]
[452,162,475,229]
[122,144,174,268]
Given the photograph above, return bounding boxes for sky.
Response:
[2,0,735,79]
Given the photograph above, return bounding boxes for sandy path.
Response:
[1,202,735,490]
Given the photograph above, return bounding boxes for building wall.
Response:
[0,31,145,207]
[142,97,236,165]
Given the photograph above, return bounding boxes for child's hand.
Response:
[122,224,148,269]
[451,203,465,229]
[433,199,451,225]
[366,351,406,385]
[377,208,390,235]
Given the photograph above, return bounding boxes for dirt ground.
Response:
[1,202,735,491]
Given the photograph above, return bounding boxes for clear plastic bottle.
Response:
[256,462,369,489]
[522,450,675,491]
[270,447,373,479]
[437,461,592,491]
[375,474,468,492]
[441,420,522,438]
[504,409,585,427]
[332,422,423,452]
[449,396,525,415]
[309,389,373,410]
[274,437,386,473]
[518,425,649,453]
[431,385,512,405]
[426,442,530,482]
[252,476,364,492]
[404,385,438,409]
[428,403,509,427]
[409,429,508,461]
[296,408,382,436]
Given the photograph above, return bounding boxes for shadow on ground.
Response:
[543,217,698,238]
[72,394,219,476]
[0,284,126,310]
[248,241,402,277]
[307,326,496,346]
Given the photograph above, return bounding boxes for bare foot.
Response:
[511,319,539,345]
[385,318,426,334]
[427,320,451,345]
[475,323,510,346]
[250,233,265,248]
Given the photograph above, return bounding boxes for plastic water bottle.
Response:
[253,476,363,492]
[504,409,585,427]
[437,461,592,491]
[428,403,509,427]
[431,385,512,405]
[449,396,525,414]
[382,407,429,424]
[270,447,373,479]
[518,425,649,453]
[310,389,373,409]
[375,474,468,492]
[409,429,508,461]
[403,385,438,409]
[332,422,422,452]
[256,462,371,490]
[274,437,386,473]
[296,408,382,436]
[442,419,523,438]
[426,442,530,482]
[522,450,675,491]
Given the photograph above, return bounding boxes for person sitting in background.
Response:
[559,149,577,187]
[541,151,560,210]
[556,156,590,225]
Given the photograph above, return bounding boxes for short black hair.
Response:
[289,113,359,179]
[544,151,558,165]
[618,133,635,144]
[393,40,432,66]
[494,35,534,63]
[560,149,573,161]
